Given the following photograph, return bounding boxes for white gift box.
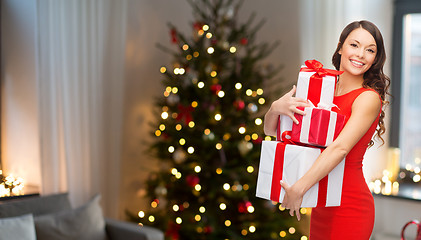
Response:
[256,141,345,208]
[295,68,337,109]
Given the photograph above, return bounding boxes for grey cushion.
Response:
[0,214,37,240]
[34,194,108,240]
[0,193,71,218]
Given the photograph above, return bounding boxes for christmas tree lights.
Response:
[129,0,307,239]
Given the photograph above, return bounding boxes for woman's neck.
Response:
[335,71,364,96]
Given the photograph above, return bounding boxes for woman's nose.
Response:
[356,48,365,59]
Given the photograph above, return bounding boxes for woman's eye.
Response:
[350,43,358,47]
[367,49,376,53]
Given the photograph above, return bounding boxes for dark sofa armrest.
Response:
[105,218,164,240]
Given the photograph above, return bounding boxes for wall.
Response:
[1,0,41,188]
[120,0,301,219]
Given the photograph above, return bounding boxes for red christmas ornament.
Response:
[170,28,178,44]
[240,37,248,45]
[176,104,194,125]
[178,205,185,211]
[161,132,170,140]
[238,201,252,213]
[203,225,213,234]
[193,22,203,31]
[186,175,200,187]
[238,202,247,213]
[210,84,222,94]
[233,100,245,110]
[252,136,263,144]
[165,222,180,240]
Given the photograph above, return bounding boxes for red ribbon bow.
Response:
[302,59,344,77]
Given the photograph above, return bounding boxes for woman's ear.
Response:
[337,42,342,55]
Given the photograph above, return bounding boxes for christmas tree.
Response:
[131,0,307,239]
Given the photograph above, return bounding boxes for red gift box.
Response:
[291,107,346,147]
[256,141,345,207]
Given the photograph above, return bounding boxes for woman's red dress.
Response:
[310,88,381,240]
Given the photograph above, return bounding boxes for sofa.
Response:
[0,193,164,240]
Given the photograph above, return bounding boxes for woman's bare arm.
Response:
[280,90,382,220]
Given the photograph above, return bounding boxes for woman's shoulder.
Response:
[337,87,381,103]
[353,88,382,111]
[350,86,379,95]
[357,87,382,103]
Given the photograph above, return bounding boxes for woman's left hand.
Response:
[280,180,304,221]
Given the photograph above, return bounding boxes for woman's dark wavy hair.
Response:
[332,20,390,147]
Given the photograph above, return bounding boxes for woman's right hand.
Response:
[263,86,310,136]
[270,85,310,124]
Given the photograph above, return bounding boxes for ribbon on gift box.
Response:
[276,115,292,142]
[276,116,306,146]
[276,115,293,142]
[301,59,344,78]
[308,99,339,111]
[297,60,343,108]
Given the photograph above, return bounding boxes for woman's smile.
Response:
[350,59,364,67]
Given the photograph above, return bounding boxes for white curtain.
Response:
[298,0,393,180]
[36,0,127,218]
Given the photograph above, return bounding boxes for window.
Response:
[391,0,421,174]
[399,14,421,169]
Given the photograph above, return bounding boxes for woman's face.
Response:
[338,27,377,78]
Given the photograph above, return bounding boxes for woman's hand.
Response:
[280,180,304,221]
[270,85,310,124]
[264,86,311,136]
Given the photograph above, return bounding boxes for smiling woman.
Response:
[309,21,389,240]
[264,20,390,240]
[335,27,378,95]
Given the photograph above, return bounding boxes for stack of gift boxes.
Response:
[256,60,347,208]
